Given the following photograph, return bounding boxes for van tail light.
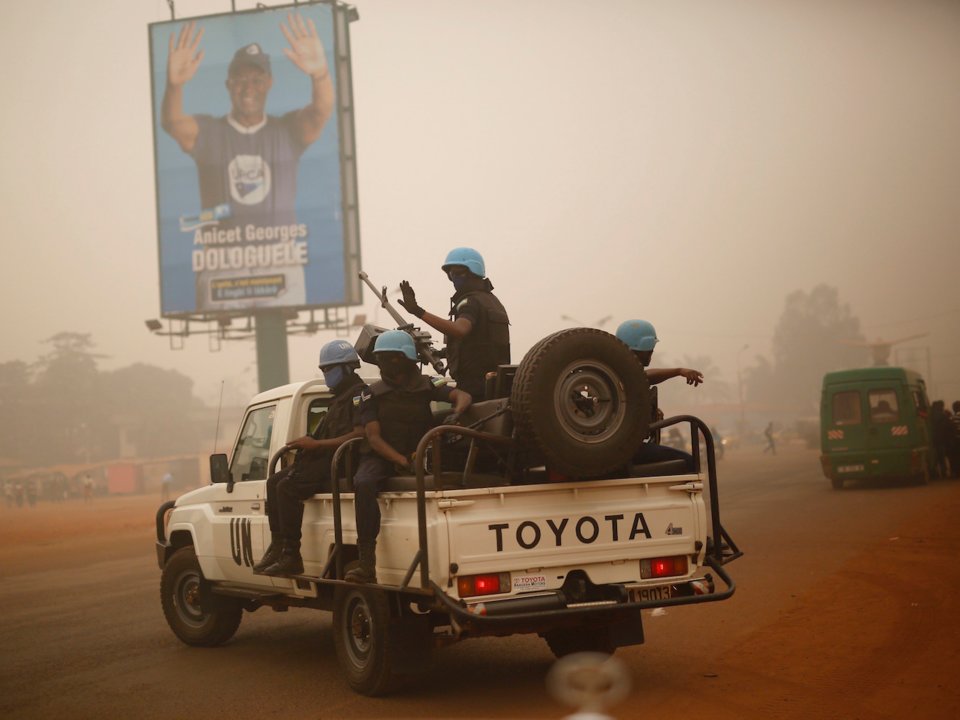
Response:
[457,572,510,598]
[640,555,689,579]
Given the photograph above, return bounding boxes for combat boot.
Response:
[252,534,283,574]
[263,546,304,577]
[344,541,377,584]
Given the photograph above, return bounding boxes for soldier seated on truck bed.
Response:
[254,340,368,577]
[346,330,472,584]
[616,319,703,472]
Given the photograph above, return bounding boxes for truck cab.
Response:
[819,366,934,489]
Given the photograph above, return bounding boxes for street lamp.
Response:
[737,344,749,432]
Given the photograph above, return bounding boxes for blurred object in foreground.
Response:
[547,652,631,719]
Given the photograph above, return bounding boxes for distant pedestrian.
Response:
[948,401,960,479]
[82,473,94,503]
[161,472,173,502]
[763,422,776,455]
[930,401,951,478]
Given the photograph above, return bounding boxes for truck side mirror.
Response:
[210,453,233,493]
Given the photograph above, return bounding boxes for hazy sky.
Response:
[1,0,958,407]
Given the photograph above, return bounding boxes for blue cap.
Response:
[318,339,360,370]
[373,330,418,361]
[441,247,485,278]
[615,319,659,352]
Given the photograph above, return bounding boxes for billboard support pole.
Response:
[254,311,290,392]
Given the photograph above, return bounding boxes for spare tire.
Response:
[510,328,650,477]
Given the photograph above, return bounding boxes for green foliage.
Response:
[102,364,205,458]
[746,285,868,414]
[0,335,206,465]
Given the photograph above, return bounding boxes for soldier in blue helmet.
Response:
[345,330,472,583]
[615,320,704,387]
[616,319,704,471]
[397,247,510,400]
[255,339,367,577]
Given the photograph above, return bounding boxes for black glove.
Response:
[398,280,425,318]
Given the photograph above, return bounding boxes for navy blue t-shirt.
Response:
[191,113,306,229]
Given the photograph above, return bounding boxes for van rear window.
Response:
[832,391,862,426]
[869,390,900,423]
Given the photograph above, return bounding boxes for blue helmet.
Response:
[441,247,485,278]
[318,339,361,370]
[373,330,418,361]
[615,319,659,352]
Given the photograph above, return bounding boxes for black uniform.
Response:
[353,375,453,542]
[266,373,366,549]
[445,280,510,400]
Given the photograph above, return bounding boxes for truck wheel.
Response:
[831,477,844,490]
[160,546,242,647]
[332,586,397,696]
[543,628,617,658]
[511,328,650,477]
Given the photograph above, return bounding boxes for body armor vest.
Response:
[446,289,510,399]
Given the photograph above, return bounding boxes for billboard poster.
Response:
[149,2,359,317]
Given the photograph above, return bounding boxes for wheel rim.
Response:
[173,568,207,627]
[553,361,626,444]
[343,593,373,667]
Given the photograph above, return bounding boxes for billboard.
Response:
[149,2,361,317]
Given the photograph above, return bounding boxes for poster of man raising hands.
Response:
[150,5,353,315]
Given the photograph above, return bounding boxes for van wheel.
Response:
[511,328,650,477]
[161,546,242,646]
[333,586,398,696]
[831,477,844,490]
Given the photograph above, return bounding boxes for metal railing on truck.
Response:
[652,415,743,566]
[304,415,737,616]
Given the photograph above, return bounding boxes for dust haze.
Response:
[1,0,958,417]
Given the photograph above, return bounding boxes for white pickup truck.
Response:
[156,328,740,695]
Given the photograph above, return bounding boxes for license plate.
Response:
[629,585,673,603]
[838,464,864,473]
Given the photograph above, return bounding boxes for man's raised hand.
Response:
[280,13,329,79]
[167,21,205,87]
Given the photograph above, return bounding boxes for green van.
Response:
[819,367,934,489]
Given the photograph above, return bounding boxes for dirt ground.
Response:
[692,481,960,719]
[2,452,959,718]
[0,493,172,578]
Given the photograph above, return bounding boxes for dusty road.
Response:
[1,446,958,719]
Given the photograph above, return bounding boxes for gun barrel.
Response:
[357,272,447,375]
[358,272,408,326]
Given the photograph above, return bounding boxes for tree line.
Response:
[0,332,207,466]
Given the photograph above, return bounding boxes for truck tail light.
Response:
[457,572,510,598]
[640,555,689,579]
